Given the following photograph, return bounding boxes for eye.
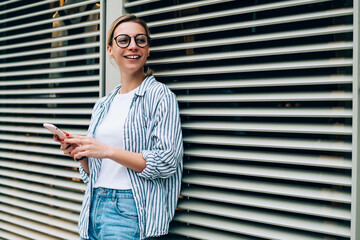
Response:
[136,35,148,44]
[118,37,128,44]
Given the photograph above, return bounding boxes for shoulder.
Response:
[144,76,175,101]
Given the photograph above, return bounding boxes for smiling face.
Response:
[107,21,150,77]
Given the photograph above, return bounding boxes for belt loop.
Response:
[112,189,116,202]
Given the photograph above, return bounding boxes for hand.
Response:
[53,131,73,155]
[63,135,111,160]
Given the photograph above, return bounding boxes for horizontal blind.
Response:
[125,0,354,239]
[0,0,101,239]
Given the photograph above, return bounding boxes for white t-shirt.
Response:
[93,87,138,189]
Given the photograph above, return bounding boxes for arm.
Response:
[63,136,146,173]
[138,92,183,180]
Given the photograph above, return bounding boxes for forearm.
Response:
[79,158,90,174]
[106,146,146,173]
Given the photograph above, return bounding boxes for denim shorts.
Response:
[80,187,140,240]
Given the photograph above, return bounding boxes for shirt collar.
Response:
[135,75,155,97]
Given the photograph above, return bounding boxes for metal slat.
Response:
[0,0,99,24]
[0,64,99,77]
[1,86,99,95]
[180,107,352,118]
[133,0,234,17]
[0,107,92,115]
[176,91,352,103]
[173,212,322,240]
[184,160,351,186]
[0,20,100,42]
[0,204,77,233]
[151,25,353,52]
[0,42,99,60]
[184,148,352,169]
[183,135,352,152]
[178,199,350,237]
[167,75,352,90]
[0,150,77,168]
[169,224,254,240]
[0,212,79,240]
[0,221,55,240]
[1,97,98,104]
[0,53,99,68]
[0,0,57,16]
[0,0,22,7]
[0,160,80,179]
[2,8,100,33]
[0,178,83,202]
[0,76,99,87]
[0,185,81,212]
[149,42,353,65]
[148,0,331,28]
[0,116,90,126]
[0,169,85,192]
[0,31,100,51]
[124,0,160,8]
[0,195,79,222]
[154,59,353,77]
[182,174,351,203]
[0,142,77,158]
[151,9,353,39]
[0,125,86,136]
[181,186,351,220]
[181,121,352,135]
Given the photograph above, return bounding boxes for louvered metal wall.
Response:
[1,0,359,240]
[0,0,101,239]
[124,0,358,239]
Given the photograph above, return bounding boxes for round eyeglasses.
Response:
[113,34,150,48]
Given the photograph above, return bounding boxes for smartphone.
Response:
[43,123,66,139]
[43,123,85,161]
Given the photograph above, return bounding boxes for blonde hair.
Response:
[107,14,153,76]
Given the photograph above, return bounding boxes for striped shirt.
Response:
[78,75,183,239]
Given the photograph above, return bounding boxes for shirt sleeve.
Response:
[79,163,90,184]
[139,92,183,180]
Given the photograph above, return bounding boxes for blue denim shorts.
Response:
[81,187,140,240]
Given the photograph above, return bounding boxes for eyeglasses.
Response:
[113,34,150,48]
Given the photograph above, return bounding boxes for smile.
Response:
[124,55,140,59]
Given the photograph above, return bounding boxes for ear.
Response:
[147,47,150,57]
[107,45,114,58]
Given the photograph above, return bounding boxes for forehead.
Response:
[114,22,146,36]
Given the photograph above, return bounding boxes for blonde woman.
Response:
[56,14,183,240]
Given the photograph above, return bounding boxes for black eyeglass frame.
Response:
[113,34,151,48]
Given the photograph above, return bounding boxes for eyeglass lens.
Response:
[114,34,149,48]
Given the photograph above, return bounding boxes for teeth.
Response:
[125,56,140,59]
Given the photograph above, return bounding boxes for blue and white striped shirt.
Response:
[78,75,183,239]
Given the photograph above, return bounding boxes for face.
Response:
[107,22,150,76]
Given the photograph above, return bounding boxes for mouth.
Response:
[124,55,141,59]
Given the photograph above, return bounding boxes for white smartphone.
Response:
[43,123,86,161]
[43,123,66,139]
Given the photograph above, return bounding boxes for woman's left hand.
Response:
[64,135,111,160]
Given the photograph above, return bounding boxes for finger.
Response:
[53,134,61,142]
[64,138,80,145]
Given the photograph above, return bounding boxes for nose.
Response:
[128,37,138,50]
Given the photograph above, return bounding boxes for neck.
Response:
[119,71,146,94]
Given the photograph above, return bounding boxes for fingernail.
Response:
[65,133,70,137]
[60,139,64,142]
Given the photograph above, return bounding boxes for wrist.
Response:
[106,145,116,159]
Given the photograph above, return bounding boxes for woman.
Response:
[56,14,183,239]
